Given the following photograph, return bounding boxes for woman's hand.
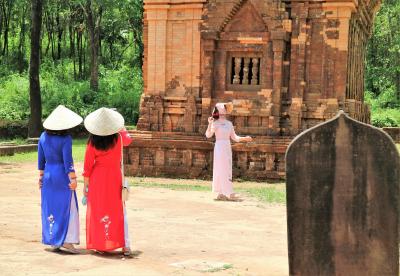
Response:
[69,181,77,190]
[83,185,88,197]
[38,171,44,189]
[208,117,214,124]
[243,136,252,142]
[83,177,89,196]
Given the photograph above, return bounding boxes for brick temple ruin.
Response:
[126,0,381,179]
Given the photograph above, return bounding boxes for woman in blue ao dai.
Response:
[38,105,83,253]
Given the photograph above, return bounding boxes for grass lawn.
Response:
[0,138,88,163]
[129,176,286,204]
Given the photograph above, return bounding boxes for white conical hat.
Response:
[43,105,83,130]
[84,107,124,136]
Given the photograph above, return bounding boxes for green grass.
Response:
[72,138,88,162]
[0,138,87,163]
[206,263,233,272]
[0,138,27,145]
[129,177,286,204]
[239,187,286,204]
[0,150,38,163]
[131,181,210,191]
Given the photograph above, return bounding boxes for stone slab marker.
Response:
[286,111,400,276]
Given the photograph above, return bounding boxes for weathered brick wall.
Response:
[129,0,381,180]
[200,0,290,135]
[287,0,377,133]
[137,0,205,133]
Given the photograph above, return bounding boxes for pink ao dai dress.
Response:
[206,118,245,196]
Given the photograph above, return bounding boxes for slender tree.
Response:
[1,0,13,56]
[28,0,43,137]
[17,2,28,73]
[81,0,102,91]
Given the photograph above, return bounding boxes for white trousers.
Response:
[64,194,80,244]
[123,205,131,248]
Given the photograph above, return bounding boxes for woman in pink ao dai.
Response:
[205,103,252,201]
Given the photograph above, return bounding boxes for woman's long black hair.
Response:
[45,129,69,136]
[88,133,118,151]
[212,107,220,120]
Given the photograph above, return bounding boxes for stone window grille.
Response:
[230,57,261,86]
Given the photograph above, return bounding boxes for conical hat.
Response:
[43,105,83,130]
[84,107,124,136]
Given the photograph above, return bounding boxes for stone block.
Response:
[286,111,400,275]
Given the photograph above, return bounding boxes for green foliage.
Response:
[0,0,144,133]
[371,113,399,128]
[365,90,400,127]
[365,0,400,127]
[98,65,143,123]
[0,60,143,124]
[0,74,30,120]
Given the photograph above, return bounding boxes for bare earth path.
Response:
[0,162,288,276]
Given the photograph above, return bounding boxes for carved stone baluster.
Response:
[251,58,259,85]
[233,57,242,84]
[242,58,250,84]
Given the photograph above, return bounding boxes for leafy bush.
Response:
[0,61,143,125]
[0,74,30,121]
[371,114,399,127]
[365,90,400,127]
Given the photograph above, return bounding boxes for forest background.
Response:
[0,0,398,137]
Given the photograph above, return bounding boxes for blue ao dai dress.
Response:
[38,132,79,246]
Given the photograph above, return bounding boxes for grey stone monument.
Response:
[286,111,400,276]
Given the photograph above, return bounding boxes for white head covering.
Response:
[43,105,83,131]
[84,107,124,136]
[215,102,233,115]
[215,103,227,115]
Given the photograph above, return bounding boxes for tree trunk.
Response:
[2,1,13,56]
[83,0,102,91]
[28,0,43,138]
[69,24,74,58]
[18,5,27,73]
[44,12,52,57]
[56,13,63,60]
[69,24,77,79]
[77,30,83,78]
[0,4,3,51]
[396,68,400,101]
[367,35,379,95]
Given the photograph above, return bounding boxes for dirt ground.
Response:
[0,162,288,276]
